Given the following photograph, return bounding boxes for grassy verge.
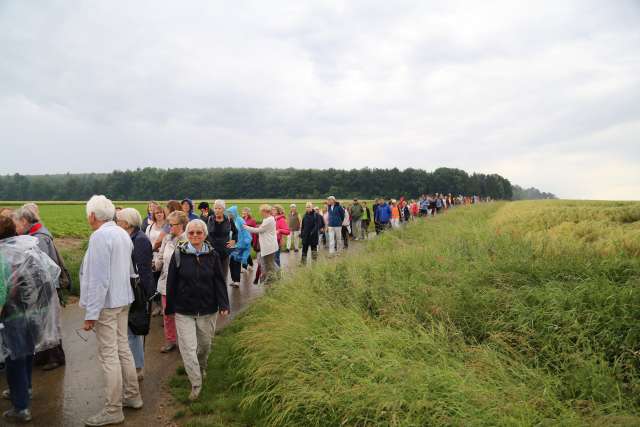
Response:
[171,200,640,426]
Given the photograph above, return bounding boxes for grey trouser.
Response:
[352,219,362,240]
[175,313,218,388]
[328,226,343,253]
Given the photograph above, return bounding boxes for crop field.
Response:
[168,200,640,426]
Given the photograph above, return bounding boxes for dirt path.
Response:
[0,241,369,426]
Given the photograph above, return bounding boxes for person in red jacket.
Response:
[272,205,290,267]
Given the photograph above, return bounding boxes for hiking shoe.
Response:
[42,361,62,371]
[84,409,124,426]
[160,343,176,353]
[3,408,32,422]
[230,282,240,288]
[123,396,143,409]
[188,386,201,401]
[2,388,32,400]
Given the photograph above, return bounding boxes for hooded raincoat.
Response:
[0,236,61,362]
[226,206,252,265]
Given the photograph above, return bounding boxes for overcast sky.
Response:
[1,1,639,200]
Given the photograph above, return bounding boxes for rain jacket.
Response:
[275,214,290,245]
[375,203,392,223]
[327,203,345,227]
[165,241,229,316]
[226,206,252,265]
[0,236,61,362]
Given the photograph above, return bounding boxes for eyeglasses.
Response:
[188,231,204,236]
[169,222,180,226]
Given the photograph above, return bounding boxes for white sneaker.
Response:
[123,396,143,409]
[84,409,125,426]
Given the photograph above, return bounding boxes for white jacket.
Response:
[244,216,278,256]
[155,234,180,295]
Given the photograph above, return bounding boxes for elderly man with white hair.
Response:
[80,196,143,427]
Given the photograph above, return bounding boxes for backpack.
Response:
[128,255,151,336]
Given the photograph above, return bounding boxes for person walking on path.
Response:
[180,199,199,222]
[80,195,143,427]
[375,199,392,233]
[0,216,61,423]
[314,206,325,248]
[326,196,345,255]
[361,201,371,239]
[165,219,230,402]
[390,200,401,229]
[226,206,252,288]
[285,204,301,253]
[300,202,320,264]
[155,211,188,353]
[272,205,290,267]
[13,204,67,371]
[321,206,329,249]
[350,199,364,241]
[243,205,279,285]
[141,201,159,235]
[206,200,237,284]
[341,205,351,250]
[197,201,212,222]
[116,208,155,382]
[241,208,260,284]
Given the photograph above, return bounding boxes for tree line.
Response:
[0,167,553,201]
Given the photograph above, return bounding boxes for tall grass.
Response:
[175,201,640,426]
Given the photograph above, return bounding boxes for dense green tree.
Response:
[0,167,542,201]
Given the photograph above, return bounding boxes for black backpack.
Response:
[128,256,152,336]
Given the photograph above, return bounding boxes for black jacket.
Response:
[165,242,230,316]
[300,212,320,245]
[207,215,238,259]
[131,228,155,297]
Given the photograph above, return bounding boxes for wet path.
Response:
[0,246,340,426]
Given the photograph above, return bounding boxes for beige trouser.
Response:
[175,313,218,388]
[95,306,141,415]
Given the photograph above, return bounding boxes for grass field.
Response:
[0,199,371,294]
[168,200,640,426]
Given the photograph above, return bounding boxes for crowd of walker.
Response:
[0,192,484,424]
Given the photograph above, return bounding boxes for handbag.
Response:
[128,259,151,336]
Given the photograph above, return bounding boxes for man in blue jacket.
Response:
[326,196,344,254]
[375,199,391,234]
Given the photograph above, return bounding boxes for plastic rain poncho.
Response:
[226,206,252,265]
[0,235,61,363]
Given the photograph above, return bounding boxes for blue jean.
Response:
[127,328,145,369]
[5,355,33,410]
[275,249,281,267]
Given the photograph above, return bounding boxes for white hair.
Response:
[213,199,226,209]
[15,204,40,224]
[185,219,208,235]
[86,195,116,221]
[116,208,142,228]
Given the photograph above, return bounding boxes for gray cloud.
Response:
[0,0,639,199]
